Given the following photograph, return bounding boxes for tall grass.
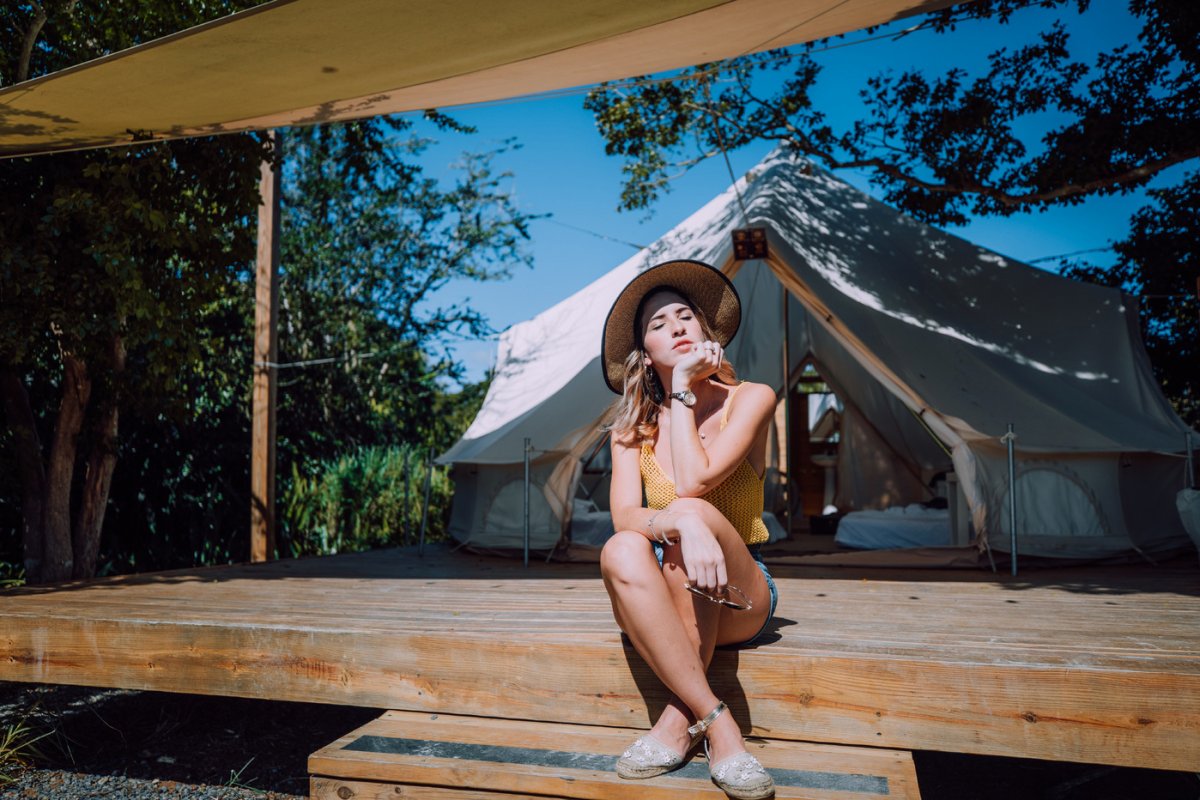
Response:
[0,706,50,786]
[282,444,453,557]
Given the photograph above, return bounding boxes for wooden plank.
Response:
[1,548,1197,771]
[311,777,547,800]
[4,615,1194,770]
[308,711,921,799]
[251,129,281,563]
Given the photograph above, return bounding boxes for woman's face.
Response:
[639,289,704,369]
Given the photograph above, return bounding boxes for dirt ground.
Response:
[1,681,1197,799]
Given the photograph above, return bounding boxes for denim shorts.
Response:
[650,542,778,646]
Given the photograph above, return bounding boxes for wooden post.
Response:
[251,130,281,562]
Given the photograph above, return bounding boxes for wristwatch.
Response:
[669,390,697,407]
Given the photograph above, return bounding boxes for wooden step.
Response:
[309,710,921,800]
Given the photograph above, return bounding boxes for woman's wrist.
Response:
[647,510,683,544]
[647,510,671,543]
[671,367,694,393]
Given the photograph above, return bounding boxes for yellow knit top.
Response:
[639,383,770,546]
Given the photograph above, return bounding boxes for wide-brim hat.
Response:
[601,259,741,393]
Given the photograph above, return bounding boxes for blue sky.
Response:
[404,2,1167,383]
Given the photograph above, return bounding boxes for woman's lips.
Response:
[673,340,693,350]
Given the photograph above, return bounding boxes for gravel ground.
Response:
[1,680,1197,799]
[0,682,377,799]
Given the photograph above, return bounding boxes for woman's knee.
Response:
[600,530,653,583]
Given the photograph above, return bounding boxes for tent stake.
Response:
[523,438,532,568]
[402,450,411,547]
[418,446,433,557]
[1187,432,1195,490]
[781,281,792,538]
[1006,423,1018,576]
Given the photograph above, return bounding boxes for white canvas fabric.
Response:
[440,149,1196,560]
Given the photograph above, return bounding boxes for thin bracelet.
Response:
[647,511,663,543]
[647,510,672,545]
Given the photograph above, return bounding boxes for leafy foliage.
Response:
[0,2,525,577]
[283,444,453,557]
[0,135,268,410]
[275,121,530,477]
[0,0,271,580]
[585,0,1196,225]
[1063,171,1199,426]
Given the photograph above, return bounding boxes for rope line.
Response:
[540,218,646,250]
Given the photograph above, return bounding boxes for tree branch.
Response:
[824,148,1200,208]
[15,1,48,84]
[72,331,124,579]
[42,350,90,583]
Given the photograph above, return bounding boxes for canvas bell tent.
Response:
[438,149,1196,563]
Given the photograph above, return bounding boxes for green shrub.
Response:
[0,560,24,589]
[282,444,452,557]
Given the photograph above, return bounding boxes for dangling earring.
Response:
[646,369,665,405]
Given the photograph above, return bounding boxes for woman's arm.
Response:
[668,381,775,497]
[609,429,725,590]
[609,431,677,542]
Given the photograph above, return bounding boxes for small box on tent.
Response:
[732,226,769,260]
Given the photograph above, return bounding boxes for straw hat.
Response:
[601,259,741,393]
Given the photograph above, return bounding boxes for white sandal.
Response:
[689,701,775,800]
[615,729,701,779]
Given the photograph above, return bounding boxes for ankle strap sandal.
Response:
[687,701,775,800]
[686,700,727,738]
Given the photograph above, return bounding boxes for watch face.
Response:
[675,390,696,407]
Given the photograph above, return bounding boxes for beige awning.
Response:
[0,0,952,158]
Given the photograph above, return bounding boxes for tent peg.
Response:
[402,450,411,547]
[418,445,433,558]
[1004,424,1018,576]
[523,438,532,568]
[1187,432,1195,490]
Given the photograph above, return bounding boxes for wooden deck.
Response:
[1,545,1197,772]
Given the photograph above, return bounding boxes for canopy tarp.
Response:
[0,0,951,158]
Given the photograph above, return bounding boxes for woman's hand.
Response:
[674,511,727,593]
[671,340,723,391]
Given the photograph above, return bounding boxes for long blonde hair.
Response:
[607,294,737,444]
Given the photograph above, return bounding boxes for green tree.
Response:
[584,0,1199,425]
[1062,172,1198,424]
[274,121,530,470]
[0,1,268,584]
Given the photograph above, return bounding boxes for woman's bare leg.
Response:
[602,530,721,754]
[600,499,770,765]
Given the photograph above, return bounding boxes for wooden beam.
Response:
[250,130,281,562]
[2,550,1198,771]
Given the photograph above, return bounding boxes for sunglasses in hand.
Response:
[684,583,753,610]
